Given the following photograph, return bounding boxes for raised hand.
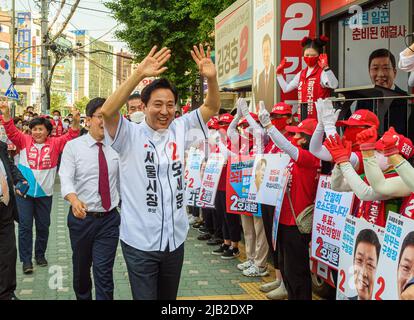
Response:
[380,127,399,156]
[191,44,216,80]
[137,46,171,78]
[276,58,287,75]
[324,134,352,164]
[356,126,378,150]
[0,97,10,122]
[318,53,329,70]
[258,101,271,128]
[320,99,340,129]
[239,98,249,117]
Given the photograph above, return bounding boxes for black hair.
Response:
[52,110,61,116]
[219,108,227,115]
[13,117,22,125]
[67,113,73,117]
[262,34,271,48]
[86,97,106,117]
[399,231,414,265]
[141,78,178,106]
[29,117,53,135]
[369,48,396,69]
[354,229,381,262]
[301,36,328,55]
[128,93,141,101]
[300,133,312,150]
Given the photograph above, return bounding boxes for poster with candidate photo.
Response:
[198,153,226,208]
[336,216,385,300]
[248,153,290,206]
[226,155,261,217]
[184,148,205,207]
[373,211,414,300]
[311,175,355,269]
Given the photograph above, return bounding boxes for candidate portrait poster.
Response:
[184,148,205,207]
[226,155,261,216]
[248,153,290,207]
[198,153,226,208]
[311,175,355,269]
[373,211,414,300]
[336,216,385,300]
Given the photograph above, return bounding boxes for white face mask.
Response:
[53,116,60,121]
[24,116,30,121]
[375,151,391,172]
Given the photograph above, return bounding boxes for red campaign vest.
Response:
[51,120,63,137]
[264,140,279,154]
[400,193,414,220]
[357,172,399,227]
[297,66,331,120]
[27,144,53,170]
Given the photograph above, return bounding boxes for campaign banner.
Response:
[279,0,317,107]
[215,0,253,89]
[252,0,275,112]
[184,148,205,207]
[373,211,414,300]
[248,153,290,206]
[16,12,32,78]
[226,155,261,216]
[311,175,355,269]
[336,216,385,300]
[198,153,226,208]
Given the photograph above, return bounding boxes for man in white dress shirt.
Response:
[59,98,120,300]
[102,44,220,300]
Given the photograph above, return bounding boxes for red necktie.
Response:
[97,142,111,211]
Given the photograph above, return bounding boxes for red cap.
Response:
[238,113,259,127]
[182,104,191,114]
[270,102,293,116]
[207,117,220,130]
[286,118,318,136]
[376,134,414,159]
[336,109,379,128]
[218,113,234,125]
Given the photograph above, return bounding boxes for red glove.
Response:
[324,134,352,164]
[381,127,399,157]
[318,53,329,70]
[357,126,378,151]
[276,58,287,75]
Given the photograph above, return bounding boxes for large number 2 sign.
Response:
[282,3,314,41]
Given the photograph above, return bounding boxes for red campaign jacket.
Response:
[297,66,331,120]
[357,172,400,227]
[51,119,64,137]
[400,193,414,220]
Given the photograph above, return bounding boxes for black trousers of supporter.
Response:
[203,208,223,239]
[215,191,241,242]
[0,204,16,300]
[277,224,312,300]
[261,204,279,269]
[190,206,200,218]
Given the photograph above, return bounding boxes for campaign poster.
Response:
[198,153,226,208]
[226,155,261,216]
[16,12,32,78]
[311,175,355,269]
[373,211,414,300]
[184,148,205,207]
[248,153,290,206]
[336,216,385,300]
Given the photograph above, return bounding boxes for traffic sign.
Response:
[5,84,19,100]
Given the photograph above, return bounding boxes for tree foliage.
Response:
[50,92,67,113]
[73,96,90,115]
[105,0,237,101]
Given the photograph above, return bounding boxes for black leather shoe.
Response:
[10,293,19,300]
[35,257,48,267]
[207,238,223,246]
[22,263,33,274]
[192,221,204,229]
[197,233,212,241]
[198,227,209,234]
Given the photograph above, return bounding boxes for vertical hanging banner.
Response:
[373,211,414,300]
[248,153,290,206]
[336,216,385,300]
[226,155,261,216]
[252,0,275,112]
[279,0,317,104]
[16,12,32,79]
[215,0,253,90]
[198,153,226,208]
[184,148,205,207]
[311,175,355,269]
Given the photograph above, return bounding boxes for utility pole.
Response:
[40,0,49,114]
[11,0,16,83]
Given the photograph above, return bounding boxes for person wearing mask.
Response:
[50,110,64,137]
[276,36,338,120]
[129,111,145,124]
[259,102,293,300]
[59,98,120,300]
[228,99,269,276]
[126,92,144,117]
[259,105,321,300]
[102,44,220,300]
[0,104,80,274]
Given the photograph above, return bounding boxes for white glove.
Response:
[239,98,250,117]
[320,99,341,130]
[258,101,271,128]
[315,98,325,126]
[234,98,243,120]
